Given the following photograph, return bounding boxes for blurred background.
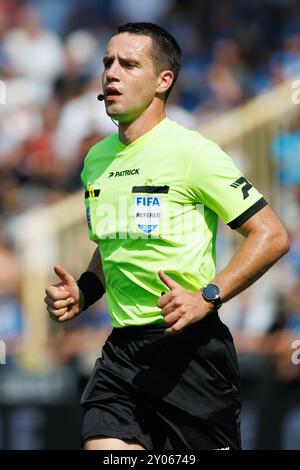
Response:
[0,0,300,450]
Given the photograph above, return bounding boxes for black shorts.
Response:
[80,312,241,450]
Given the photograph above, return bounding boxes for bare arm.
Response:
[157,205,290,333]
[212,204,290,302]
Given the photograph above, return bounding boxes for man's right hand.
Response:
[44,265,83,322]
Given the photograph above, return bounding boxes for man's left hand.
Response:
[157,270,215,334]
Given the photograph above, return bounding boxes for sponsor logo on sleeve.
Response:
[230,177,253,199]
[86,206,92,229]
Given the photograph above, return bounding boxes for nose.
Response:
[105,60,120,82]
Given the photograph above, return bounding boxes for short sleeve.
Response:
[185,141,267,228]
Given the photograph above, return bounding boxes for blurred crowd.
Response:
[1,0,300,448]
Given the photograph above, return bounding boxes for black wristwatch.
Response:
[201,284,222,310]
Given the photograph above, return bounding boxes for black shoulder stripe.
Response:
[228,197,268,229]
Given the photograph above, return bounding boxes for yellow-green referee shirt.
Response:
[81,118,267,327]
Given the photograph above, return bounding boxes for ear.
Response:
[156,70,174,96]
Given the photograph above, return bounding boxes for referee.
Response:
[44,22,290,450]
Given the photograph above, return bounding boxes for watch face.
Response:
[204,284,220,300]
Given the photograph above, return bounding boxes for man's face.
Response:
[102,33,161,123]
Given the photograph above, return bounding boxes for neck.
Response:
[118,101,166,145]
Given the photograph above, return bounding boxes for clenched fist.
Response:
[44,265,83,322]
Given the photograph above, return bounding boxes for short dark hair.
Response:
[117,22,182,100]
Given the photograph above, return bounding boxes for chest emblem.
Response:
[134,195,163,234]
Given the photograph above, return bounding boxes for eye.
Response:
[121,60,136,69]
[103,59,113,69]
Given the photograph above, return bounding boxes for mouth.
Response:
[105,86,122,101]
